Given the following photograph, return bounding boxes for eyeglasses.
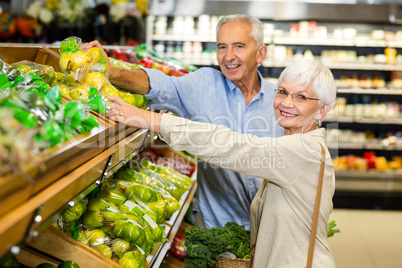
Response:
[276,88,320,103]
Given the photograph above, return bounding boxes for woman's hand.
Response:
[106,95,162,132]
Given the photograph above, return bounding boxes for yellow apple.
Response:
[59,52,73,74]
[87,47,104,65]
[84,71,107,90]
[101,84,121,97]
[70,84,89,101]
[58,85,70,98]
[70,50,91,72]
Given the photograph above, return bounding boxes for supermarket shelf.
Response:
[0,128,155,258]
[188,58,402,71]
[337,88,402,95]
[335,170,402,193]
[151,34,216,42]
[151,34,402,48]
[323,116,402,125]
[263,61,402,71]
[328,143,402,151]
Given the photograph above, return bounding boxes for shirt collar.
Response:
[225,70,265,98]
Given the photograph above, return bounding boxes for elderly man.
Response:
[82,14,284,230]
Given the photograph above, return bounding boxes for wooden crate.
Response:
[0,115,112,218]
[27,227,123,268]
[25,141,197,268]
[0,44,61,72]
[16,247,60,267]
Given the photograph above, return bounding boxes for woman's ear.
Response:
[315,104,331,121]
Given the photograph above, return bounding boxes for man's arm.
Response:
[82,40,151,94]
[109,67,151,95]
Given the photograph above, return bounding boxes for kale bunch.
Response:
[184,222,250,268]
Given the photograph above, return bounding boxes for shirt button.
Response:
[249,181,253,185]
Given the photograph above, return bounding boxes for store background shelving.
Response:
[145,9,402,210]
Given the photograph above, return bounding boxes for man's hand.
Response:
[81,40,115,78]
[105,95,161,132]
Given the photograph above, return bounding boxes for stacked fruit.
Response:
[55,158,194,268]
[0,59,100,150]
[107,44,198,77]
[58,36,146,109]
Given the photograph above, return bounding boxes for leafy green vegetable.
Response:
[327,220,340,237]
[184,222,250,268]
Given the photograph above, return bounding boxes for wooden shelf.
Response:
[0,128,156,258]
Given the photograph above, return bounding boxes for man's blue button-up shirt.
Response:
[143,67,284,230]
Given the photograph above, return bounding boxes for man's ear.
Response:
[315,104,331,121]
[257,45,267,65]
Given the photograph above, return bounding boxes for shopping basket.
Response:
[213,258,250,268]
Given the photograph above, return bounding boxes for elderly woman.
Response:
[105,59,337,267]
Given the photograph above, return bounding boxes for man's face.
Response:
[216,21,265,84]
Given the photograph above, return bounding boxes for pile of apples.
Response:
[58,37,145,108]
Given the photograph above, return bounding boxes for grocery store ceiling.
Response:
[148,0,402,23]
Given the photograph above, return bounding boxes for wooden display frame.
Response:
[0,114,112,219]
[0,44,62,72]
[23,141,197,268]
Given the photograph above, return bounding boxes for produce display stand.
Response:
[0,115,112,216]
[0,44,198,267]
[14,137,197,268]
[0,44,62,72]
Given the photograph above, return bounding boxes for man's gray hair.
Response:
[216,14,264,48]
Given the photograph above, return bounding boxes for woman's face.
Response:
[274,81,324,135]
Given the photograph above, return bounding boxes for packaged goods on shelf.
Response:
[333,153,402,171]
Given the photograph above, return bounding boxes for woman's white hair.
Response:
[277,60,337,109]
[216,14,264,48]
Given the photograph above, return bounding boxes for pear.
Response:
[120,93,145,108]
[92,244,113,259]
[148,200,168,220]
[143,227,155,253]
[101,84,121,97]
[59,52,73,74]
[125,184,155,203]
[118,252,140,268]
[113,221,142,242]
[14,64,32,74]
[70,51,91,72]
[151,224,165,242]
[111,238,131,258]
[36,65,56,84]
[84,71,106,90]
[131,230,146,248]
[77,230,89,246]
[58,85,70,98]
[84,229,109,246]
[69,84,89,101]
[164,196,181,220]
[87,47,105,65]
[98,187,126,206]
[61,201,85,223]
[50,72,65,87]
[82,211,104,228]
[87,198,110,212]
[101,211,128,222]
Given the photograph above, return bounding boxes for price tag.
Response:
[143,214,158,229]
[123,200,145,217]
[106,206,119,213]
